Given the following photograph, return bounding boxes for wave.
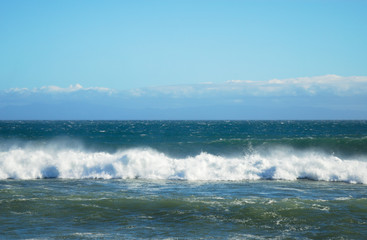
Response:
[0,144,366,183]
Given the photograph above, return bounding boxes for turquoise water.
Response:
[1,121,367,239]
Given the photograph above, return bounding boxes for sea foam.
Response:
[0,146,366,183]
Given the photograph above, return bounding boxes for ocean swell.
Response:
[0,146,366,183]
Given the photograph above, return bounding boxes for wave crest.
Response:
[0,146,366,183]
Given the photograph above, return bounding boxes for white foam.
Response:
[0,146,366,183]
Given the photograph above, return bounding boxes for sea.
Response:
[0,120,366,239]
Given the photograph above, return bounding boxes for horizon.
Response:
[1,74,367,120]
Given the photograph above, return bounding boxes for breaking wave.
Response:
[1,145,366,183]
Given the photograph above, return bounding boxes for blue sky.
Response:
[1,0,367,119]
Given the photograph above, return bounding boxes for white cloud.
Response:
[6,87,30,94]
[41,84,83,93]
[150,85,196,97]
[224,75,367,96]
[7,84,115,94]
[40,84,114,93]
[129,88,146,97]
[132,75,367,97]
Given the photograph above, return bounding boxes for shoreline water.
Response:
[1,178,366,239]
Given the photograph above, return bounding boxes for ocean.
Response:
[0,120,366,239]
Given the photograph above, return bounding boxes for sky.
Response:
[0,0,367,120]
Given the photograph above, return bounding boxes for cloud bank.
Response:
[7,84,114,94]
[1,75,367,120]
[129,75,367,98]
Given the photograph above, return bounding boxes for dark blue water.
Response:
[1,121,366,239]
